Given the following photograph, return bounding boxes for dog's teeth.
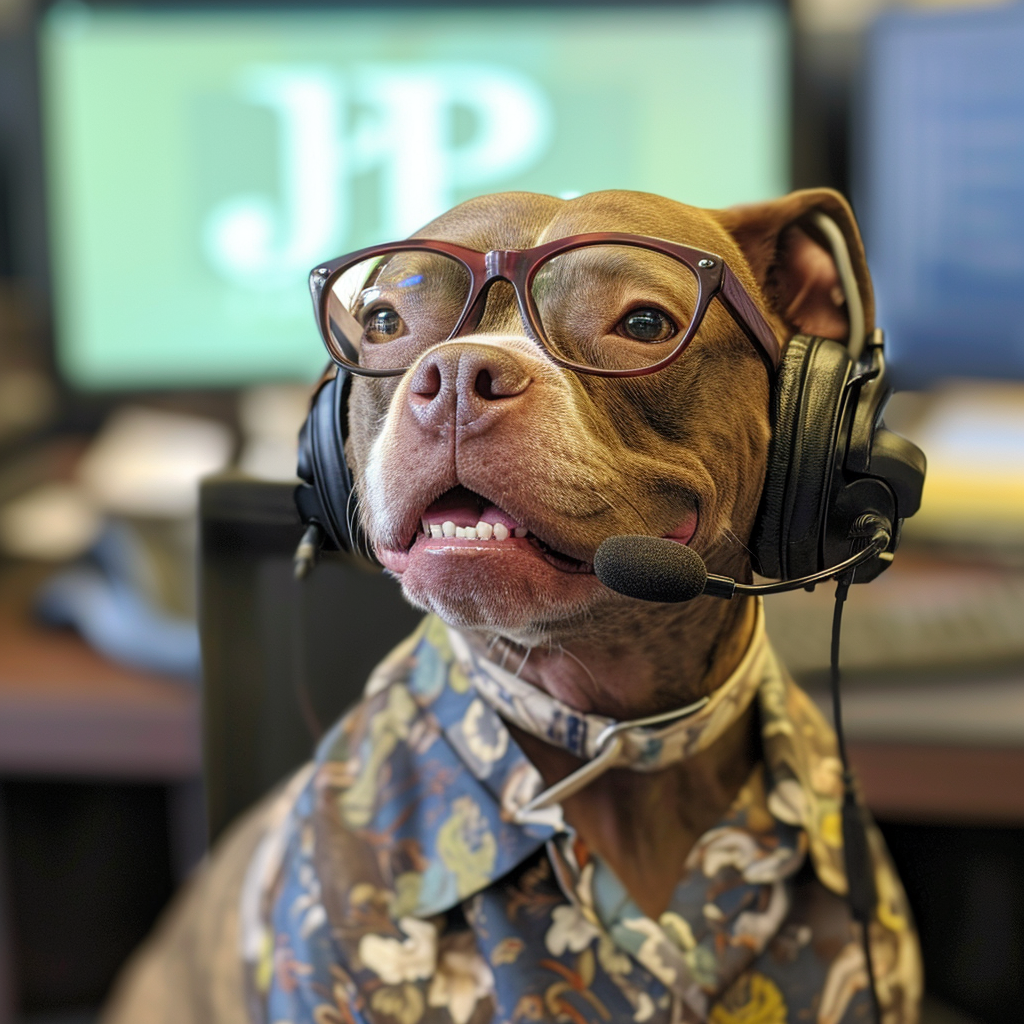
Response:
[421,518,429,534]
[476,521,493,540]
[442,521,456,538]
[514,526,528,538]
[430,524,443,539]
[455,526,466,538]
[464,526,477,539]
[493,523,509,541]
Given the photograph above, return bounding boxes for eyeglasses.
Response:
[308,233,781,379]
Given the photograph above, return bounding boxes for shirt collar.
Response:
[446,601,769,772]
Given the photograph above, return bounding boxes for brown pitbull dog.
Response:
[104,190,921,1024]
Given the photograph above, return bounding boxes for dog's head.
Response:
[343,189,872,648]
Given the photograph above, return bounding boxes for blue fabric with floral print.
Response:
[242,615,921,1024]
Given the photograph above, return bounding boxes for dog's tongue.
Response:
[421,488,522,531]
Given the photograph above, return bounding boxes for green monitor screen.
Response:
[40,2,789,390]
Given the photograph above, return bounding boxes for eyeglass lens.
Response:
[529,245,698,371]
[326,251,471,371]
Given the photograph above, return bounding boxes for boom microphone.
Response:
[594,536,712,602]
[594,526,892,603]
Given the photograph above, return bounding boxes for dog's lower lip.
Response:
[379,529,595,576]
[423,532,594,574]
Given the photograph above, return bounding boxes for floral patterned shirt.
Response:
[240,612,921,1024]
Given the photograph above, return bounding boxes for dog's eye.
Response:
[619,308,677,343]
[362,307,404,342]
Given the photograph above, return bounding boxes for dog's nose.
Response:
[406,342,532,432]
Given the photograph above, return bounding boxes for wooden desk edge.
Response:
[850,741,1024,825]
[0,697,201,780]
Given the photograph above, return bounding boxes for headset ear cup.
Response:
[297,366,363,555]
[752,335,852,580]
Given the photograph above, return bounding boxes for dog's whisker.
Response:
[582,484,618,515]
[722,527,754,558]
[345,487,361,555]
[618,491,655,536]
[346,485,374,563]
[556,643,600,694]
[585,470,656,536]
[513,646,533,679]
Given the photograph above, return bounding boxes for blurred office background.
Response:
[1,0,1023,1021]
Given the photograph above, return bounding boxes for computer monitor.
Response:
[861,4,1024,386]
[39,1,789,390]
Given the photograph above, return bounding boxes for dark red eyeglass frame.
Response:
[308,232,781,379]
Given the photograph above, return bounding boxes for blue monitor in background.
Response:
[862,4,1024,387]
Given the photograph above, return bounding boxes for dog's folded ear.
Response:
[716,188,875,346]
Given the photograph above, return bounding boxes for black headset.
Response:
[295,364,361,561]
[294,211,926,584]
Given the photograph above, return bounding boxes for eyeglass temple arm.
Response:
[716,267,782,373]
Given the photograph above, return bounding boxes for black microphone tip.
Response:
[594,535,709,603]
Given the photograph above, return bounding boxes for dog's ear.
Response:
[716,188,874,343]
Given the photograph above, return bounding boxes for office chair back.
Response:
[199,472,422,842]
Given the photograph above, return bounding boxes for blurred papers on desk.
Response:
[78,406,234,519]
[0,406,233,679]
[0,406,233,564]
[903,382,1024,550]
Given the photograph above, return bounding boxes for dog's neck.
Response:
[463,595,760,919]
[473,593,757,720]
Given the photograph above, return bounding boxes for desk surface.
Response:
[0,562,200,780]
[851,741,1024,824]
